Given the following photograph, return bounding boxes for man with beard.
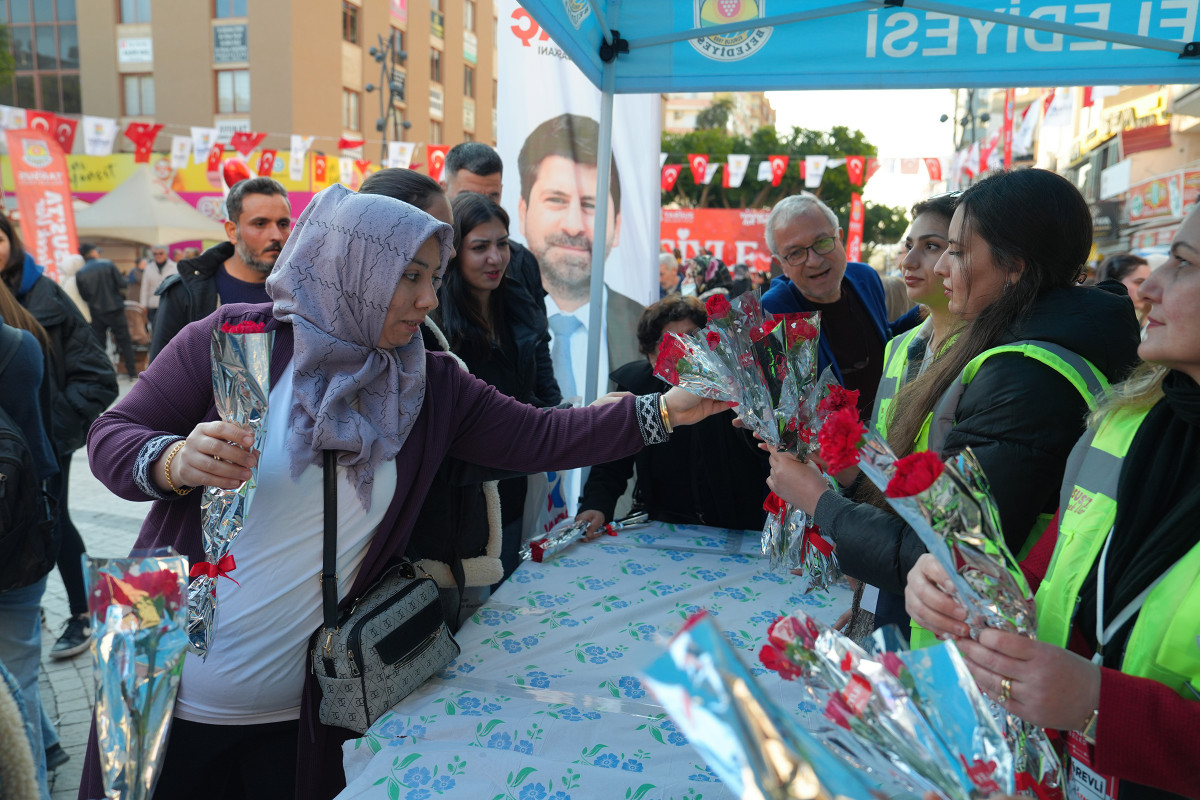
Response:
[516,113,642,401]
[150,178,291,361]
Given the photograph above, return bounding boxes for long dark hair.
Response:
[885,169,1092,459]
[437,193,510,361]
[0,213,29,292]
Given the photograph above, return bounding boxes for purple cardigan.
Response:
[79,303,646,800]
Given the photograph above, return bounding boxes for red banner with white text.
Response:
[660,208,773,272]
[5,130,78,281]
[847,193,865,263]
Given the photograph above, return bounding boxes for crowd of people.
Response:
[0,135,1195,800]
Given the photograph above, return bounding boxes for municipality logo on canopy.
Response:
[689,0,771,62]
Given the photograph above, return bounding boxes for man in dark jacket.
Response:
[149,177,291,360]
[75,243,137,379]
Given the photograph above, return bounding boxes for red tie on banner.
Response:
[767,155,789,187]
[846,192,865,263]
[923,157,942,182]
[53,117,77,154]
[257,149,277,176]
[4,129,79,281]
[845,155,865,187]
[337,136,365,150]
[124,122,163,163]
[1003,88,1015,169]
[426,145,449,182]
[205,144,225,185]
[229,130,266,157]
[661,164,682,192]
[26,111,56,133]
[686,153,708,184]
[313,153,328,183]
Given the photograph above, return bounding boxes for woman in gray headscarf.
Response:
[81,184,727,800]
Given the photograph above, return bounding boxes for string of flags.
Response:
[660,152,947,192]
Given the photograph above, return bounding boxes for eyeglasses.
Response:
[778,235,836,267]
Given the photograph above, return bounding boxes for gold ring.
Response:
[999,676,1012,704]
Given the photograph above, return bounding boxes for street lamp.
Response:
[366,33,412,164]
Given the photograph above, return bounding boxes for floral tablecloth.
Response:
[337,523,854,800]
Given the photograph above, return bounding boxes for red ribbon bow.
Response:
[800,525,834,565]
[762,491,786,516]
[189,554,239,595]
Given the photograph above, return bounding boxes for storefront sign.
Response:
[117,37,153,64]
[1126,173,1182,223]
[213,24,248,64]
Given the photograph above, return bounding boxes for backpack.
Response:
[0,326,59,592]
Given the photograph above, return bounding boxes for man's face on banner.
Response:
[519,155,621,308]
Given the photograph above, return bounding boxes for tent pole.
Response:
[585,0,614,46]
[583,55,615,407]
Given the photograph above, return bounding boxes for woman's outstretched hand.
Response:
[764,448,828,515]
[662,387,732,427]
[155,421,258,492]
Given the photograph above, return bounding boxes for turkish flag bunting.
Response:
[205,144,225,177]
[355,158,372,177]
[229,130,267,157]
[661,164,682,192]
[313,153,328,183]
[257,149,277,176]
[767,155,789,187]
[798,161,806,179]
[845,155,865,187]
[687,153,708,184]
[26,111,56,134]
[124,122,163,163]
[426,145,450,182]
[923,157,942,182]
[53,117,77,153]
[337,136,365,150]
[865,157,882,184]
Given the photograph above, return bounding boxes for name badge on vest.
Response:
[1067,731,1120,800]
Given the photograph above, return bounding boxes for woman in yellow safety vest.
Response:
[767,170,1141,639]
[907,203,1200,800]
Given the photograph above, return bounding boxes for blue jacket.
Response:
[761,261,920,383]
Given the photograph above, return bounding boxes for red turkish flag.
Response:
[845,156,865,187]
[229,130,267,157]
[355,158,373,180]
[124,122,163,163]
[900,158,920,175]
[426,145,450,182]
[687,153,708,184]
[798,161,806,180]
[923,157,942,182]
[865,157,882,184]
[26,111,56,134]
[313,153,328,183]
[337,136,365,150]
[661,164,682,192]
[767,155,789,187]
[53,117,78,154]
[257,149,277,176]
[205,144,225,186]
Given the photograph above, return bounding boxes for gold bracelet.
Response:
[163,440,194,496]
[658,393,673,434]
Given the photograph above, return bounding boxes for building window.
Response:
[464,0,475,32]
[430,0,441,11]
[216,68,250,114]
[390,27,405,65]
[463,65,474,98]
[123,73,154,116]
[1,2,81,114]
[342,89,360,132]
[430,120,443,144]
[429,48,442,83]
[213,0,247,18]
[342,2,359,45]
[119,0,151,24]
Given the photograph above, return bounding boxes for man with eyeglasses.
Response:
[761,193,919,417]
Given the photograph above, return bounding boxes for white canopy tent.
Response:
[73,166,225,246]
[516,0,1200,401]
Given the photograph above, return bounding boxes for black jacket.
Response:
[149,242,235,361]
[18,275,117,454]
[580,359,770,531]
[822,282,1143,595]
[506,240,546,315]
[74,258,127,316]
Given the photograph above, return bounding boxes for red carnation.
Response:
[885,450,945,498]
[758,643,803,681]
[818,384,860,418]
[817,407,866,474]
[220,320,268,334]
[705,294,733,323]
[705,331,720,351]
[748,318,780,343]
[784,316,819,346]
[653,334,692,385]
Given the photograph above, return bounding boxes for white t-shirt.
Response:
[175,364,395,725]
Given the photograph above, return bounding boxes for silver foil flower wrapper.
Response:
[85,548,190,800]
[642,611,880,800]
[520,512,651,563]
[854,433,1060,791]
[186,326,272,658]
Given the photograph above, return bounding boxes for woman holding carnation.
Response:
[906,202,1200,800]
[78,184,725,800]
[766,170,1141,638]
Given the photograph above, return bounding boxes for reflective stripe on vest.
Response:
[1036,404,1200,699]
[870,325,925,439]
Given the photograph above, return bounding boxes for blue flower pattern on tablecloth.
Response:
[620,758,644,772]
[514,739,533,754]
[405,789,431,800]
[665,550,694,562]
[403,766,432,786]
[519,784,548,800]
[686,567,726,582]
[487,731,513,750]
[690,764,720,782]
[509,570,546,584]
[751,570,787,584]
[575,575,620,591]
[617,676,645,698]
[548,705,602,721]
[431,775,455,791]
[477,608,519,627]
[621,560,657,576]
[595,752,618,768]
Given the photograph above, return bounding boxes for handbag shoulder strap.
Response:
[321,450,339,630]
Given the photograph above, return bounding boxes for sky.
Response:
[765,89,960,209]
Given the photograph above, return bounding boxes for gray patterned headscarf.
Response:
[265,183,454,508]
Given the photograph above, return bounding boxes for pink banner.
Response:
[5,130,78,280]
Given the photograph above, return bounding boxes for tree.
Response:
[662,123,910,251]
[0,26,16,86]
[695,97,733,131]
